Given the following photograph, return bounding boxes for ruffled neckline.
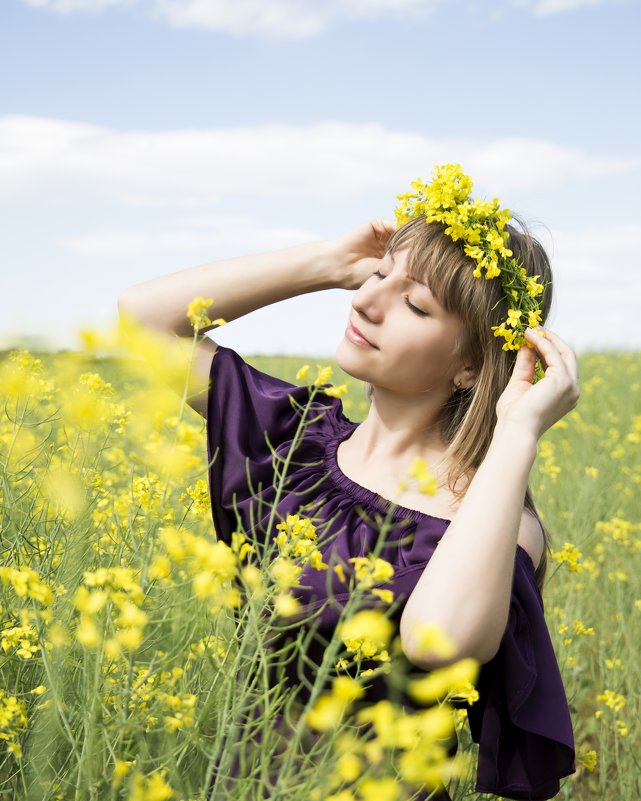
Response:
[323,420,452,527]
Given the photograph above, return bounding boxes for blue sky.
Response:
[1,0,639,356]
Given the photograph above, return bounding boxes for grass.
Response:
[0,341,639,800]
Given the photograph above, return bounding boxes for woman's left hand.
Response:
[495,326,580,440]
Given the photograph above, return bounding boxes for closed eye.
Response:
[371,269,429,317]
[404,297,429,316]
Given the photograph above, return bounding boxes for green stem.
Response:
[270,508,398,799]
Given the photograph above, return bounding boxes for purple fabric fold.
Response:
[205,345,576,799]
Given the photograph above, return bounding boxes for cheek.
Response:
[396,327,460,377]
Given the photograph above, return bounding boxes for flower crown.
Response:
[394,163,547,352]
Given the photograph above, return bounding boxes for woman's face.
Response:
[335,244,468,399]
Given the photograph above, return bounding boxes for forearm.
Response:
[400,421,538,670]
[117,240,340,337]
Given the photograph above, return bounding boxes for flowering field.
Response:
[0,321,639,800]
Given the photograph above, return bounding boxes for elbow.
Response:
[400,616,500,672]
[117,288,153,331]
[401,641,462,672]
[401,637,499,672]
[117,289,133,322]
[117,288,138,319]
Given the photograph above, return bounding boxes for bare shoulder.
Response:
[517,508,545,570]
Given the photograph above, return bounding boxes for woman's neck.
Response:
[355,390,449,464]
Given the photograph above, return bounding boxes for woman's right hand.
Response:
[328,218,397,290]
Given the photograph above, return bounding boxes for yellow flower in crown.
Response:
[394,163,547,352]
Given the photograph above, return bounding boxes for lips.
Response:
[347,322,377,348]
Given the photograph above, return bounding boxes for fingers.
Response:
[524,326,580,407]
[380,218,397,231]
[373,218,397,237]
[512,339,537,382]
[523,327,567,373]
[525,327,579,382]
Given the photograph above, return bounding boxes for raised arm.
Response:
[400,328,580,670]
[118,241,341,339]
[116,219,396,416]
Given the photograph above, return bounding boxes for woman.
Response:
[117,164,578,799]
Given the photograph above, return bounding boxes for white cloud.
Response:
[341,0,432,9]
[149,0,326,39]
[509,0,627,15]
[17,0,444,38]
[20,0,134,12]
[1,115,639,209]
[20,0,626,38]
[2,114,639,353]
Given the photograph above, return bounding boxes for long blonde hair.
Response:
[364,215,554,590]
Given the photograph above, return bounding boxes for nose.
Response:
[352,272,389,324]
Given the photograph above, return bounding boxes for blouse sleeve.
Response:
[205,344,344,546]
[465,546,576,800]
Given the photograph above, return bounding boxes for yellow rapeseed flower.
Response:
[334,563,347,585]
[577,745,598,772]
[323,384,348,398]
[596,689,625,712]
[410,622,458,660]
[313,365,333,386]
[148,555,172,581]
[0,566,54,606]
[239,564,264,596]
[269,557,303,590]
[112,759,135,789]
[338,610,394,659]
[407,658,479,705]
[349,555,395,589]
[73,587,108,615]
[332,676,365,704]
[357,777,401,801]
[336,752,363,783]
[128,769,174,801]
[305,693,349,732]
[550,542,583,573]
[40,466,87,522]
[115,603,148,629]
[274,592,302,617]
[407,457,438,496]
[186,296,213,331]
[296,364,310,382]
[506,308,522,328]
[573,619,595,637]
[76,615,101,649]
[371,588,394,604]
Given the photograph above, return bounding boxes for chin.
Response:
[334,338,374,383]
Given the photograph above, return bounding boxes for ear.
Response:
[454,364,478,390]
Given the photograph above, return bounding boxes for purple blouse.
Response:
[205,345,576,800]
